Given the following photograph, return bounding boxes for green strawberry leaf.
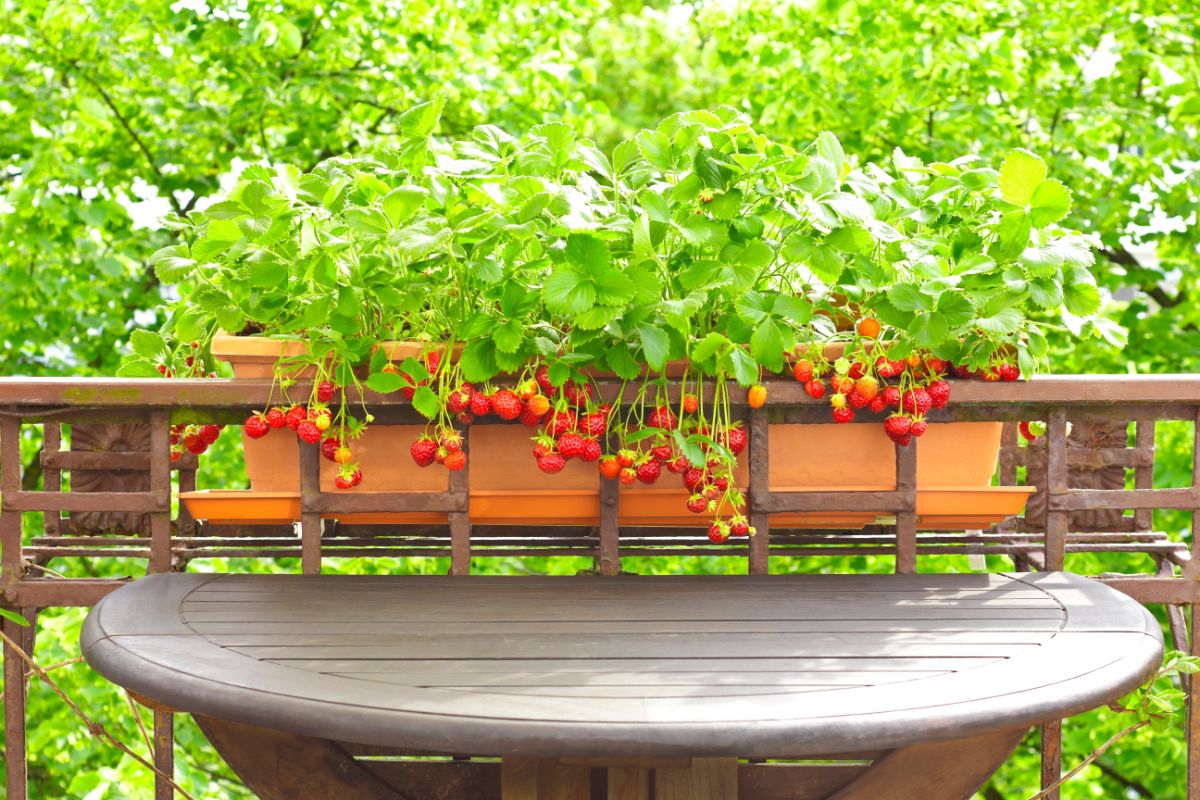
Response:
[411,386,440,419]
[1029,179,1071,227]
[998,149,1047,206]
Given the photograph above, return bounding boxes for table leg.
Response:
[827,727,1027,800]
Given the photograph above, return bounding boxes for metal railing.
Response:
[1,374,1198,799]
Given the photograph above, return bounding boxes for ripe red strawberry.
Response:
[581,413,607,437]
[647,405,677,431]
[848,390,870,410]
[537,452,566,474]
[469,391,492,416]
[401,379,418,400]
[544,410,577,438]
[724,426,748,456]
[580,437,602,462]
[334,473,354,490]
[184,434,207,455]
[519,407,545,427]
[925,357,950,376]
[910,417,929,437]
[927,379,951,409]
[296,420,321,444]
[855,376,879,402]
[440,431,463,452]
[793,359,814,383]
[564,379,592,407]
[882,385,901,408]
[729,518,751,537]
[884,414,912,442]
[245,415,270,439]
[532,440,553,459]
[491,389,522,421]
[712,475,729,491]
[804,379,826,399]
[668,456,690,474]
[446,387,472,414]
[998,363,1020,382]
[170,448,182,462]
[410,436,438,467]
[321,436,342,462]
[285,405,307,430]
[316,380,338,403]
[683,467,706,491]
[952,364,977,379]
[848,361,866,380]
[527,394,551,416]
[832,407,854,424]
[981,368,1001,382]
[747,384,767,409]
[869,396,887,414]
[535,365,557,396]
[636,460,662,484]
[457,412,475,426]
[599,456,621,479]
[703,483,721,501]
[444,450,467,472]
[422,350,441,374]
[617,448,636,468]
[557,432,585,459]
[651,443,674,462]
[901,388,933,415]
[435,446,448,464]
[682,394,699,414]
[350,469,363,486]
[708,522,730,543]
[686,494,708,514]
[831,374,853,395]
[619,467,637,485]
[1019,421,1044,441]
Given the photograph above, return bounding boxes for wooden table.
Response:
[82,572,1161,800]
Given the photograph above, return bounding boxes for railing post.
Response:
[148,410,172,574]
[598,473,620,576]
[748,407,770,575]
[299,441,322,575]
[1188,409,1200,800]
[154,709,174,800]
[894,438,917,574]
[448,428,470,576]
[2,611,30,800]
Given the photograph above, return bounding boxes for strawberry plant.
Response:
[124,102,1111,535]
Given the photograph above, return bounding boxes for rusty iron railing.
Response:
[1,374,1199,799]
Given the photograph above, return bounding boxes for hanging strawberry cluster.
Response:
[788,317,1026,446]
[242,378,364,488]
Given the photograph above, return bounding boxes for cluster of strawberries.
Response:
[243,381,363,488]
[169,422,223,460]
[778,319,1026,447]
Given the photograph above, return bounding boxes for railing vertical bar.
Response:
[153,709,174,800]
[894,439,917,574]
[1040,721,1062,800]
[148,410,172,574]
[42,422,61,536]
[177,460,198,540]
[1188,409,1200,800]
[448,429,470,576]
[999,421,1018,487]
[748,408,770,575]
[1044,409,1069,571]
[1,417,23,580]
[1133,420,1155,532]
[598,477,620,576]
[2,612,28,800]
[299,442,322,575]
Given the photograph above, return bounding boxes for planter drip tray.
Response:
[181,486,1035,530]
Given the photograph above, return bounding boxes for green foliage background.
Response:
[1,0,1198,797]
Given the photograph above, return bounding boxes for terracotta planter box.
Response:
[210,334,1011,527]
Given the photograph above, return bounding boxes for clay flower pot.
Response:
[210,334,1009,527]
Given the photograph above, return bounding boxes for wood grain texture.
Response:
[80,572,1161,761]
[654,757,736,800]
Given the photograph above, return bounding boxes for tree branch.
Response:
[80,75,185,216]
